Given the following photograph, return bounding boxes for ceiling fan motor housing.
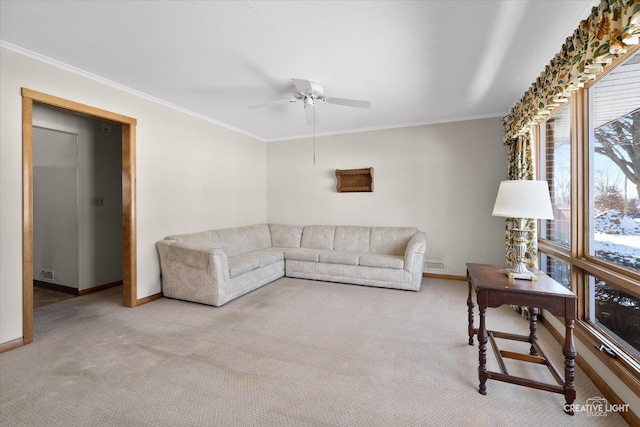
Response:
[308,80,324,97]
[295,80,324,106]
[248,78,370,113]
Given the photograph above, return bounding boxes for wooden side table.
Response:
[466,263,578,414]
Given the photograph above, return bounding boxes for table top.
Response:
[466,263,576,300]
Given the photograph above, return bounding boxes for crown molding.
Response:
[265,112,506,142]
[0,41,265,142]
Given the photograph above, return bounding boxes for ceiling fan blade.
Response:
[247,98,295,109]
[324,97,371,109]
[305,105,318,125]
[292,78,314,94]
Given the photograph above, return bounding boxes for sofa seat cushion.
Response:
[318,250,365,266]
[284,248,327,262]
[359,253,404,269]
[286,260,415,290]
[228,248,284,278]
[228,256,259,278]
[256,247,286,267]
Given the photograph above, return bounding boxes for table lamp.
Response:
[492,180,554,280]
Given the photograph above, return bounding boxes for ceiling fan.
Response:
[247,78,371,124]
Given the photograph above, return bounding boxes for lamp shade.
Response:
[492,180,554,219]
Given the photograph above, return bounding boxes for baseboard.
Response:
[541,316,639,425]
[137,292,163,306]
[0,337,24,353]
[423,272,466,281]
[34,280,123,296]
[78,280,123,296]
[33,280,77,295]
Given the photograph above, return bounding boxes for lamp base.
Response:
[505,268,538,281]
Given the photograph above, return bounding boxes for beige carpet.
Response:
[0,277,628,426]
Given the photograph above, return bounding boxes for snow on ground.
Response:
[594,210,640,235]
[594,210,640,269]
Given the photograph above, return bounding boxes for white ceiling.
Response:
[0,0,598,141]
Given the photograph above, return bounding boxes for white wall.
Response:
[33,126,80,289]
[93,121,124,288]
[267,119,508,276]
[33,105,124,291]
[0,46,267,344]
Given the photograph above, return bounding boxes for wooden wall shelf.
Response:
[335,167,374,192]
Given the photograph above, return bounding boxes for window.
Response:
[536,48,640,382]
[540,253,571,289]
[539,105,571,248]
[589,275,640,360]
[588,51,640,274]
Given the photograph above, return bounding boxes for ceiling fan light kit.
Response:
[303,97,314,108]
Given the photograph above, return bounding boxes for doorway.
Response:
[21,88,137,344]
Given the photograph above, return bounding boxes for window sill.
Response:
[573,320,640,395]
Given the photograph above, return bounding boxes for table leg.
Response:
[529,307,539,356]
[467,281,475,345]
[478,297,488,395]
[563,317,577,415]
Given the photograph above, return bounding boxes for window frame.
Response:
[535,44,640,397]
[539,103,571,249]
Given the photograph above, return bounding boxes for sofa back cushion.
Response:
[213,224,272,257]
[269,224,303,248]
[334,226,371,252]
[369,227,417,256]
[301,225,336,250]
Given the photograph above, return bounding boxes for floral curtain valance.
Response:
[503,0,640,142]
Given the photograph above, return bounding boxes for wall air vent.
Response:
[424,261,446,271]
[40,269,54,281]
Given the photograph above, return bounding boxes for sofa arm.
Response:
[404,231,426,273]
[157,240,230,298]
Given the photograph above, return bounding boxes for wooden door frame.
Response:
[22,88,138,344]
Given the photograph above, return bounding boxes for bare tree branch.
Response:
[594,110,640,199]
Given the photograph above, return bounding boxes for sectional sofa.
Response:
[157,224,427,306]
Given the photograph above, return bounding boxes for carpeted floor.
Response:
[0,277,628,426]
